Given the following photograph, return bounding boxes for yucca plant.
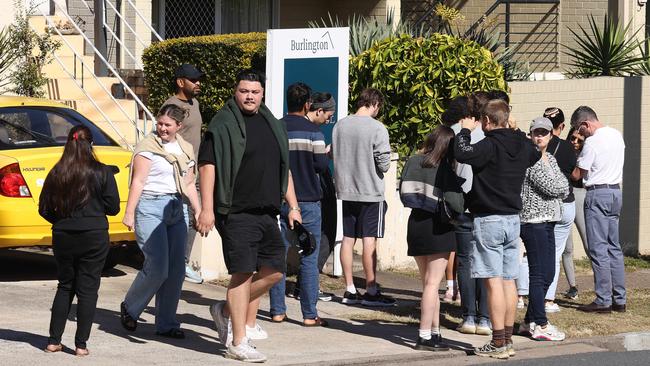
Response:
[565,15,646,77]
[638,39,650,75]
[308,10,428,57]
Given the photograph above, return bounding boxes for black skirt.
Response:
[407,208,456,256]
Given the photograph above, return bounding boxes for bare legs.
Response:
[415,254,449,331]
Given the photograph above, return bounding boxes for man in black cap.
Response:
[163,63,204,284]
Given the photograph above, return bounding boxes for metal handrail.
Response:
[49,1,155,142]
[104,0,145,68]
[29,23,134,150]
[126,0,163,42]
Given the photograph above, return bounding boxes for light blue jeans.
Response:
[471,214,521,280]
[269,202,321,320]
[124,193,188,332]
[546,202,576,300]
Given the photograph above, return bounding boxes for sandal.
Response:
[271,314,288,323]
[302,317,329,327]
[75,348,89,357]
[156,328,185,339]
[120,302,137,331]
[44,344,63,353]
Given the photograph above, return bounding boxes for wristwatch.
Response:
[289,206,301,212]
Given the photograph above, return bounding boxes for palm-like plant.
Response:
[565,15,646,77]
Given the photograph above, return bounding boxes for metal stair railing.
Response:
[79,0,163,70]
[44,1,156,145]
[30,21,134,149]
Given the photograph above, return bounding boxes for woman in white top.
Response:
[120,104,200,338]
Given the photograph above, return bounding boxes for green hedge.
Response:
[142,33,266,125]
[350,33,507,159]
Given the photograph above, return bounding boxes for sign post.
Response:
[266,27,349,276]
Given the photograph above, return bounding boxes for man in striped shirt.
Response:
[268,82,331,326]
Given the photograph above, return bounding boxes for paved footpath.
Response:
[0,253,646,365]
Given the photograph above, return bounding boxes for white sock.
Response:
[431,327,440,335]
[419,329,432,340]
[447,280,454,290]
[366,285,378,296]
[346,285,357,293]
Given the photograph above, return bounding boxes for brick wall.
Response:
[508,76,649,256]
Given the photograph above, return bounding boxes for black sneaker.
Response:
[318,290,333,302]
[563,286,578,299]
[342,290,363,304]
[287,286,300,299]
[361,291,396,307]
[414,334,450,351]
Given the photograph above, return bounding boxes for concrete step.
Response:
[42,55,95,79]
[74,98,141,122]
[43,76,120,101]
[50,34,87,57]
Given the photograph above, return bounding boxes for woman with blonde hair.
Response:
[120,104,200,338]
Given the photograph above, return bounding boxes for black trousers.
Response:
[48,229,109,349]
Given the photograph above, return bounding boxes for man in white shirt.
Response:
[570,106,626,314]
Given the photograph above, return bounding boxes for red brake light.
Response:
[0,163,32,197]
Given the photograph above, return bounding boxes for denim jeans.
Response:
[269,201,321,319]
[546,202,576,300]
[520,222,555,326]
[124,193,188,332]
[455,214,489,321]
[471,214,521,280]
[585,188,626,306]
[517,254,529,296]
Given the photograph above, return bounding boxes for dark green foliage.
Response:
[142,33,266,124]
[350,33,507,159]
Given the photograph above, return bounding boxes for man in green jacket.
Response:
[197,70,301,363]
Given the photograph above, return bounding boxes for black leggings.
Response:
[48,229,109,349]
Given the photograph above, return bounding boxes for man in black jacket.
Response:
[454,99,540,359]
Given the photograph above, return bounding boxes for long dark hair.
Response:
[421,125,455,168]
[41,125,102,217]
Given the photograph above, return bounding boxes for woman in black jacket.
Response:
[39,125,120,356]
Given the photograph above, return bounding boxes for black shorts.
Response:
[342,200,387,239]
[215,212,285,274]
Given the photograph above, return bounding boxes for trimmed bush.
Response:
[350,33,507,159]
[142,33,266,124]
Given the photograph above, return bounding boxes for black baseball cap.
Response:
[174,64,203,80]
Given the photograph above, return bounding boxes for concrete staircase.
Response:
[29,15,143,148]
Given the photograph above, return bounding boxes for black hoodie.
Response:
[454,127,540,215]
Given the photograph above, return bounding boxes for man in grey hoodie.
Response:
[332,88,395,307]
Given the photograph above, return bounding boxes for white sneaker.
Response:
[184,264,203,284]
[246,323,268,340]
[532,323,565,341]
[545,302,561,313]
[225,337,267,363]
[518,321,535,336]
[517,297,525,309]
[209,301,232,345]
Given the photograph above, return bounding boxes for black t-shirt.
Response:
[198,112,282,214]
[548,135,577,203]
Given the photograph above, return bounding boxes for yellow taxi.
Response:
[0,96,134,258]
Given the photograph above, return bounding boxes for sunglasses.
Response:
[570,136,584,142]
[531,128,550,137]
[186,78,200,84]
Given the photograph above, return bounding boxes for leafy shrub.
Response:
[0,28,19,93]
[565,15,646,77]
[142,32,266,123]
[8,0,60,97]
[350,33,506,159]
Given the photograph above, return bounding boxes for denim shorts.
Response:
[470,214,521,280]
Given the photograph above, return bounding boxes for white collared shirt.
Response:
[577,126,625,187]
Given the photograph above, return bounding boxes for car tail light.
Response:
[0,163,32,197]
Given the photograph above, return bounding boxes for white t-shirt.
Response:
[577,126,625,187]
[138,141,195,194]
